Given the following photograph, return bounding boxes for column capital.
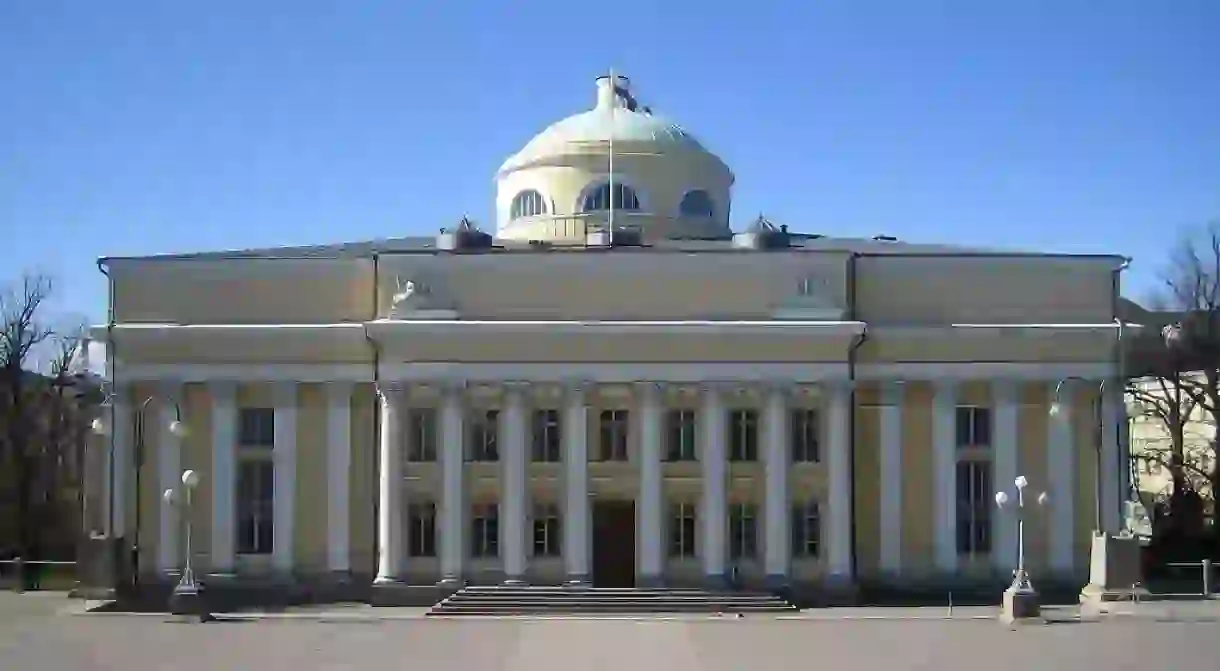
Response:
[207,379,237,399]
[561,379,593,396]
[273,381,298,405]
[633,381,665,397]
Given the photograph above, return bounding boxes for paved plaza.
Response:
[2,594,1219,669]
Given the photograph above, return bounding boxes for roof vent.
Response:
[437,216,493,251]
[733,215,791,250]
[872,234,898,242]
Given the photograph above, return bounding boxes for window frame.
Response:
[955,405,993,449]
[728,409,759,462]
[580,182,642,213]
[467,409,500,462]
[790,500,821,559]
[665,408,698,462]
[790,408,820,463]
[597,409,630,462]
[471,503,500,559]
[955,460,992,556]
[531,409,562,463]
[531,503,562,557]
[678,189,715,218]
[510,189,548,219]
[728,502,758,560]
[236,458,275,556]
[405,408,437,463]
[407,501,437,558]
[668,502,698,559]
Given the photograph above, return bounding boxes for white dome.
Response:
[496,76,729,179]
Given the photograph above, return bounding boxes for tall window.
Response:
[237,460,274,555]
[665,409,698,462]
[532,503,562,557]
[729,409,759,462]
[471,503,499,558]
[237,407,275,555]
[407,502,436,557]
[790,500,821,558]
[956,406,992,448]
[510,189,547,219]
[597,409,630,462]
[406,409,437,462]
[581,182,640,212]
[956,461,992,556]
[678,189,715,218]
[791,409,820,463]
[729,503,758,560]
[531,409,562,463]
[668,502,697,558]
[467,409,499,462]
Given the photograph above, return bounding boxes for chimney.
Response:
[595,74,631,110]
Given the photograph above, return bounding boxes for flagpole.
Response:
[608,68,615,237]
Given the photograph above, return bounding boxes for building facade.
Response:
[91,76,1132,600]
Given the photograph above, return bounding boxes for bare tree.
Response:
[1135,222,1220,535]
[0,273,56,570]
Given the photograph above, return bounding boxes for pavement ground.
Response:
[1,593,1218,670]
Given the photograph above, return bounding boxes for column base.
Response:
[637,575,665,588]
[373,575,403,585]
[563,575,591,589]
[437,576,466,590]
[501,576,528,587]
[1000,586,1042,624]
[763,574,790,593]
[703,574,732,591]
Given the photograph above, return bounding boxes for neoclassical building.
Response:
[90,75,1133,602]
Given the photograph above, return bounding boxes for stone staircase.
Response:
[428,586,797,616]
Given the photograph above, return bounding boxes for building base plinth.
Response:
[1079,532,1147,610]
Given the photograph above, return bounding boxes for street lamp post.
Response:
[164,469,210,621]
[91,394,188,593]
[995,476,1049,623]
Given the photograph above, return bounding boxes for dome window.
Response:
[679,190,715,218]
[510,189,548,220]
[581,182,641,213]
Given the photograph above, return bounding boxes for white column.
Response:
[209,381,237,574]
[438,384,466,586]
[563,382,590,585]
[932,380,958,574]
[375,387,404,583]
[991,380,1019,576]
[700,385,727,583]
[878,382,903,577]
[1048,380,1076,575]
[110,385,132,538]
[157,382,184,574]
[826,382,853,580]
[762,384,790,584]
[500,383,529,584]
[325,382,353,574]
[1100,382,1124,533]
[636,382,664,584]
[272,383,298,575]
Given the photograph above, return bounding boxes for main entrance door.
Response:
[591,500,636,587]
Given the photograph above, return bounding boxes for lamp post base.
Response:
[1000,586,1041,624]
[168,575,211,622]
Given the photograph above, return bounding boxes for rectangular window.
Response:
[407,502,436,557]
[956,461,992,556]
[532,503,562,557]
[665,409,698,462]
[790,409,820,463]
[597,409,630,462]
[236,459,274,555]
[531,409,562,463]
[668,502,697,558]
[406,409,437,462]
[471,503,499,558]
[729,503,758,560]
[955,407,992,449]
[467,410,500,462]
[790,501,821,558]
[238,408,275,448]
[728,410,759,462]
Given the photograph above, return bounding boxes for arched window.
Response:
[679,190,715,218]
[510,189,548,219]
[580,182,641,213]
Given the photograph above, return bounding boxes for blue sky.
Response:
[3,0,1218,326]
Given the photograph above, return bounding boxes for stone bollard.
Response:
[1203,559,1213,597]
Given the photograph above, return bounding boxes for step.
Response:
[443,593,785,602]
